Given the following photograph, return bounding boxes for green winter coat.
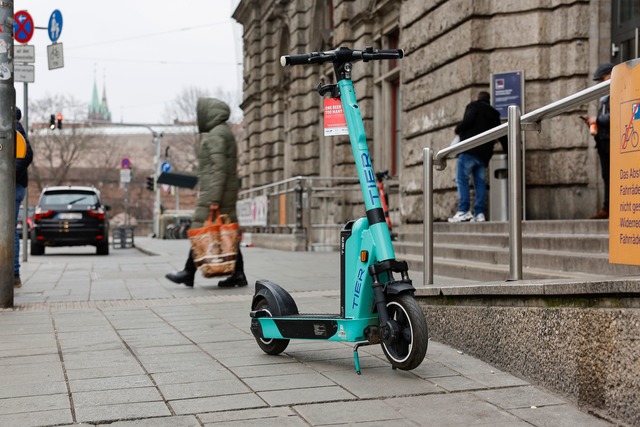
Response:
[191,98,239,228]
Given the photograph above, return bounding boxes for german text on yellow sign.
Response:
[16,132,27,159]
[610,59,640,265]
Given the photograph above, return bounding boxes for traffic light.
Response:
[49,114,55,130]
[146,175,154,191]
[56,113,63,129]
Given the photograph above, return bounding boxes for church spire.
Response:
[88,67,112,122]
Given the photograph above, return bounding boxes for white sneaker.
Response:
[448,211,473,223]
[473,213,486,222]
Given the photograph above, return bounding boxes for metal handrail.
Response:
[434,80,611,168]
[239,175,358,198]
[424,79,611,284]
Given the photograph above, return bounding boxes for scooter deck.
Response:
[254,310,377,342]
[272,313,341,319]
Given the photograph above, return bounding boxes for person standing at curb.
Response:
[165,98,247,288]
[14,107,33,288]
[585,63,613,220]
[448,91,504,223]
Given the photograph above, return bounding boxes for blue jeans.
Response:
[456,153,487,215]
[15,184,26,276]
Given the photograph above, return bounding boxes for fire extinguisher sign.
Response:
[323,98,348,136]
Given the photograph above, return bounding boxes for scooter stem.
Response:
[338,77,395,262]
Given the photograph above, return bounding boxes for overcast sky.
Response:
[14,0,242,124]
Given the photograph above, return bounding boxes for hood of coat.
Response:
[196,98,230,133]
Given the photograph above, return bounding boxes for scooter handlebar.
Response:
[280,47,404,67]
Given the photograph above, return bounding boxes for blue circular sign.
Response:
[48,10,63,43]
[161,161,172,173]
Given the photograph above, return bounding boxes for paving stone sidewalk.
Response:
[0,238,615,426]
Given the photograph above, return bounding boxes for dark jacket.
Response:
[595,94,610,149]
[191,98,239,228]
[16,121,33,188]
[455,99,504,165]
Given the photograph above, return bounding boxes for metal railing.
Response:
[239,176,362,250]
[423,79,611,284]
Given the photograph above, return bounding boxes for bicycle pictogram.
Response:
[621,103,639,150]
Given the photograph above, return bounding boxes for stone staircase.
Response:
[394,220,640,281]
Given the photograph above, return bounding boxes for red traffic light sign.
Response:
[14,11,34,44]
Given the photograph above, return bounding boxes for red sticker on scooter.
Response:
[324,98,348,136]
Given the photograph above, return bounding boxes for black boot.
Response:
[165,270,195,287]
[218,271,248,287]
[218,248,247,287]
[166,250,196,287]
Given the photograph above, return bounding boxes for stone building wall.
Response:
[233,0,611,223]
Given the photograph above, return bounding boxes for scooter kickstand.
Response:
[353,341,371,375]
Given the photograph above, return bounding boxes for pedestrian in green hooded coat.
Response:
[165,98,247,288]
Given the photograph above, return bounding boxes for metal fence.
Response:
[238,176,363,250]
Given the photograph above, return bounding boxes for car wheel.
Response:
[97,242,109,255]
[30,239,44,256]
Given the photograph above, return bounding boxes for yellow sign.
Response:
[16,132,27,159]
[609,59,640,265]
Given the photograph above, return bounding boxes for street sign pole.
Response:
[14,45,35,265]
[22,82,28,264]
[153,133,161,238]
[0,1,16,307]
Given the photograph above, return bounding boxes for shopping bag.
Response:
[187,209,240,278]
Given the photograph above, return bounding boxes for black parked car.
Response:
[31,186,111,255]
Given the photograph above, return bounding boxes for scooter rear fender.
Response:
[251,279,299,316]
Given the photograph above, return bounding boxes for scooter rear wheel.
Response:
[381,294,428,370]
[253,298,290,355]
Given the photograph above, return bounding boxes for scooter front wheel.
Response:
[253,298,290,355]
[381,294,428,370]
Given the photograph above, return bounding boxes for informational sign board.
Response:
[48,10,63,43]
[14,64,35,83]
[14,11,34,44]
[609,59,640,265]
[323,97,348,136]
[14,45,35,63]
[491,71,525,120]
[47,43,64,70]
[120,168,131,184]
[237,196,268,227]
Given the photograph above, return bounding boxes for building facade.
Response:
[233,0,639,225]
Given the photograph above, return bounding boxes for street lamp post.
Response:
[153,131,162,237]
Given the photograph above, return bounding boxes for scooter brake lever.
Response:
[316,81,340,98]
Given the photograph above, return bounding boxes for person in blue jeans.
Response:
[449,91,505,223]
[15,107,33,288]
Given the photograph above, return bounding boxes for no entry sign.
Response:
[14,11,34,44]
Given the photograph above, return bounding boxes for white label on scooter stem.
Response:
[324,98,349,136]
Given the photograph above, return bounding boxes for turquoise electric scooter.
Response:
[250,47,428,374]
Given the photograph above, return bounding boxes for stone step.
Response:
[399,242,640,278]
[392,218,640,281]
[397,219,610,240]
[400,253,611,282]
[394,233,609,254]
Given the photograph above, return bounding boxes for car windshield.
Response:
[42,192,99,206]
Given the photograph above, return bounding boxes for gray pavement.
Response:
[0,238,614,426]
